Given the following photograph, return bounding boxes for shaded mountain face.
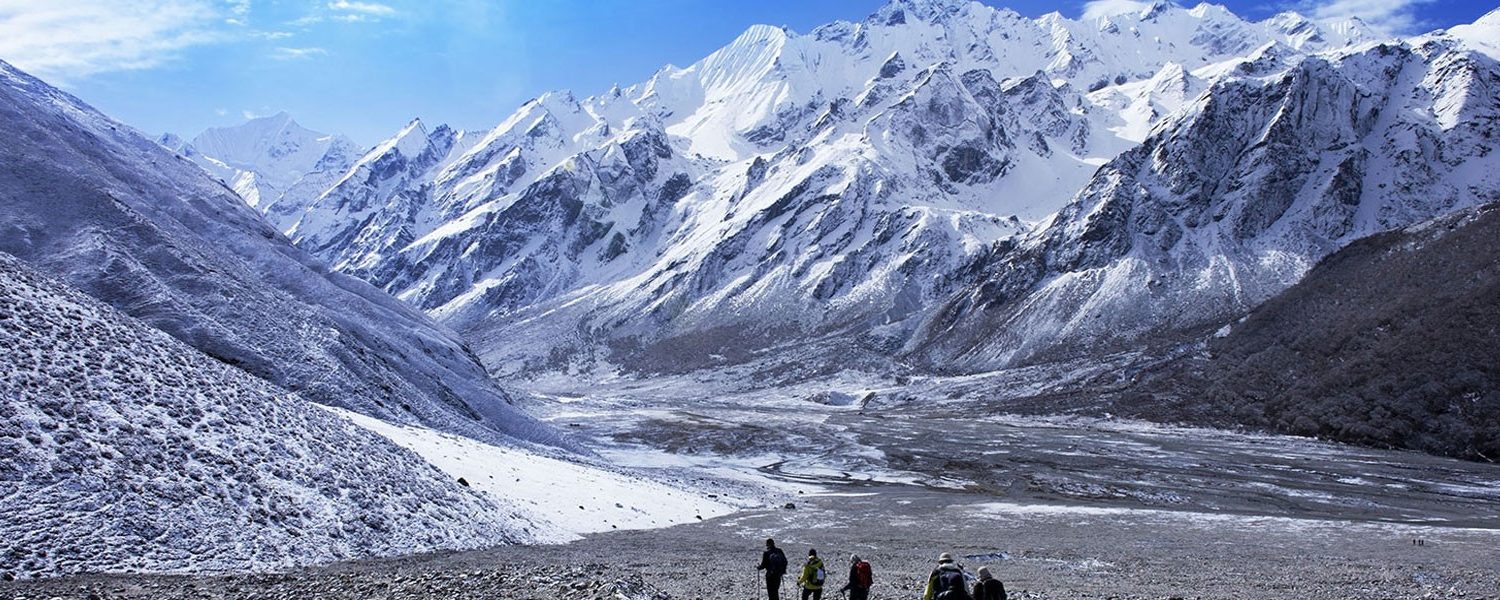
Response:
[0,252,534,576]
[1105,203,1500,461]
[0,59,566,449]
[274,0,1385,375]
[160,113,362,232]
[913,38,1500,371]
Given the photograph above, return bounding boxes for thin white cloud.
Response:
[0,0,225,83]
[328,0,396,19]
[271,46,327,60]
[224,0,250,24]
[1080,0,1157,21]
[1301,0,1434,34]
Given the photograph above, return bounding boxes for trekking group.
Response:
[756,539,1007,600]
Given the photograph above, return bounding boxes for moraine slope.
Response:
[0,252,533,577]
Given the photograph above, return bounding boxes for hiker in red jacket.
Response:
[839,554,873,600]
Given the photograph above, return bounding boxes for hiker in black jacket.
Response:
[839,554,872,600]
[923,553,972,600]
[757,538,789,600]
[972,566,1006,600]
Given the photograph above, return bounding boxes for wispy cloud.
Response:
[1080,0,1156,21]
[1299,0,1435,34]
[271,46,328,60]
[328,0,396,22]
[225,0,250,25]
[0,0,225,83]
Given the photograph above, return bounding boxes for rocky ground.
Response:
[5,484,1498,599]
[8,376,1500,599]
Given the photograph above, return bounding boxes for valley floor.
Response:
[6,484,1498,599]
[8,373,1500,599]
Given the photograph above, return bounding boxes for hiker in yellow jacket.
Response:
[797,548,826,600]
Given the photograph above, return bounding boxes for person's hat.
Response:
[850,554,861,563]
[938,552,954,563]
[809,548,818,556]
[977,566,992,579]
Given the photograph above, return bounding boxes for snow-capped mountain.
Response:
[0,252,535,576]
[161,112,361,231]
[278,0,1388,375]
[914,33,1500,370]
[0,58,563,448]
[290,117,477,267]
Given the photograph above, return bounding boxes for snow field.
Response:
[329,407,738,541]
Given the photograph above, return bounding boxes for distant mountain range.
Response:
[172,0,1498,383]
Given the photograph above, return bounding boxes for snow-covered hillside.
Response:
[161,113,361,232]
[0,58,563,448]
[0,252,532,576]
[915,34,1500,370]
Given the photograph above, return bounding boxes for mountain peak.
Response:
[869,0,971,26]
[367,117,432,158]
[246,110,296,127]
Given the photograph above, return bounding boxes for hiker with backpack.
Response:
[757,538,789,600]
[839,554,873,600]
[971,566,1007,600]
[797,548,827,600]
[922,553,973,600]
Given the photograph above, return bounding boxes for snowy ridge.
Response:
[276,0,1387,375]
[0,252,534,576]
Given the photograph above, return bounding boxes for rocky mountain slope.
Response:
[0,252,533,576]
[0,58,564,448]
[1106,202,1500,460]
[915,30,1500,371]
[267,0,1385,376]
[160,112,361,232]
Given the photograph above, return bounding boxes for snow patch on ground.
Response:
[973,502,1500,535]
[330,408,739,540]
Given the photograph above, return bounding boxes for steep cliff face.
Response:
[914,40,1500,371]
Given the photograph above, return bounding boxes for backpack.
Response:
[854,561,873,589]
[812,563,825,585]
[934,569,971,600]
[768,549,788,575]
[976,578,1007,600]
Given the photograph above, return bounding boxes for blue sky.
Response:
[0,0,1490,144]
